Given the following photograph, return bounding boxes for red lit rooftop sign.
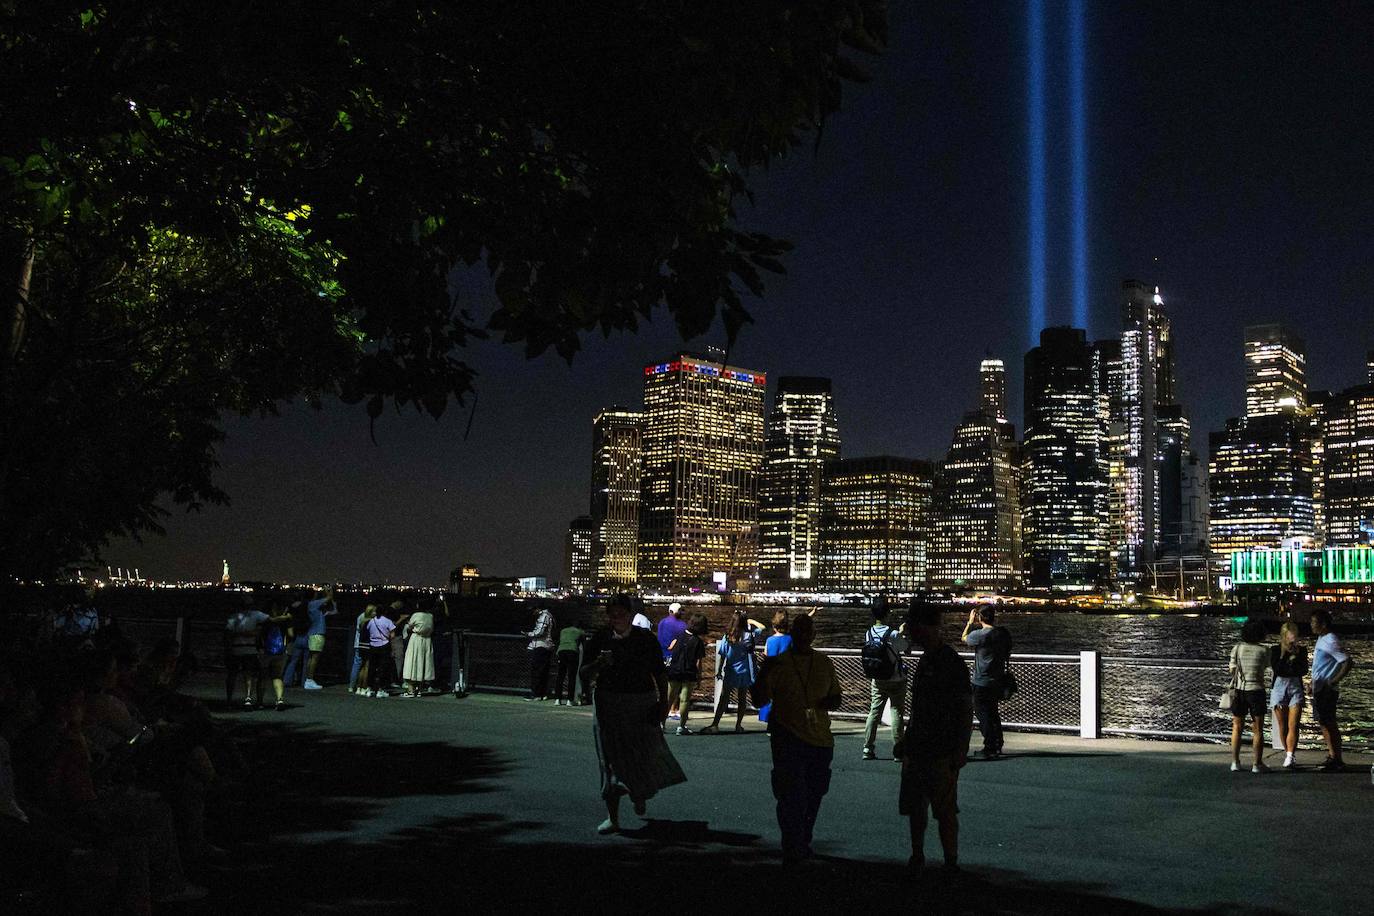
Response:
[643,359,765,385]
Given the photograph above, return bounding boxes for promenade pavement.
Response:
[193,679,1372,915]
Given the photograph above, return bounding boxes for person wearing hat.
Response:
[657,603,689,719]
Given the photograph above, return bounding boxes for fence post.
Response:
[175,616,185,647]
[1079,650,1101,739]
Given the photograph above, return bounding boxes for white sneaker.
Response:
[366,689,376,698]
[303,679,323,690]
[1283,753,1295,769]
[1230,762,1240,772]
[374,689,388,698]
[1252,762,1271,774]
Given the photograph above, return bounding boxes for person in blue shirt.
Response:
[1308,609,1352,772]
[758,610,793,724]
[700,610,758,734]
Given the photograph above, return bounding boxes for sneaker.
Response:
[596,818,619,835]
[366,689,376,698]
[1283,753,1296,769]
[275,700,286,712]
[676,727,694,736]
[303,679,323,690]
[523,697,537,702]
[1318,759,1345,773]
[374,689,388,698]
[1252,762,1271,774]
[1229,762,1241,772]
[862,749,876,761]
[243,697,256,709]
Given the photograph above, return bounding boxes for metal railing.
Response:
[57,617,1369,749]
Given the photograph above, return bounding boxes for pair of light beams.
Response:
[1028,0,1088,346]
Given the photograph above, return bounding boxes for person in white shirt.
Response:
[225,597,270,708]
[1308,609,1352,772]
[524,606,557,700]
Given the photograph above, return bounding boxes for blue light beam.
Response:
[1069,0,1088,331]
[1028,0,1046,347]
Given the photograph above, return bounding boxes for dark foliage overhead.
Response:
[0,1,886,577]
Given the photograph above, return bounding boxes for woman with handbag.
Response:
[1228,618,1272,773]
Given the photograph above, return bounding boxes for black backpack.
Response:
[667,634,701,680]
[860,626,898,680]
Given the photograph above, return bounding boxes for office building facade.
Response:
[1022,327,1109,588]
[1208,414,1315,553]
[818,456,933,593]
[564,516,595,592]
[1245,324,1307,417]
[929,411,1021,590]
[1119,281,1178,572]
[759,377,841,587]
[1322,381,1374,547]
[590,408,643,589]
[637,353,766,589]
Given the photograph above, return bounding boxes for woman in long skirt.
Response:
[402,601,436,696]
[583,595,686,834]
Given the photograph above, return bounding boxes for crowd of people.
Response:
[517,595,1007,877]
[1226,607,1353,773]
[1,589,244,911]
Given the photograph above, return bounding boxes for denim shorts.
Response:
[1269,676,1305,710]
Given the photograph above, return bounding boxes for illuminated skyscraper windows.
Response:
[759,377,841,587]
[818,456,933,592]
[590,409,643,589]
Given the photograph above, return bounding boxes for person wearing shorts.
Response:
[897,602,973,878]
[302,588,337,690]
[1228,619,1271,773]
[665,614,708,735]
[225,598,268,708]
[1269,622,1307,769]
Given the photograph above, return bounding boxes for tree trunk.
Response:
[4,234,33,363]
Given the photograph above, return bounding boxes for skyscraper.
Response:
[1244,324,1307,417]
[1321,378,1374,547]
[1367,350,1374,385]
[1210,326,1315,556]
[1208,415,1314,553]
[759,377,841,588]
[564,516,595,592]
[1022,327,1108,588]
[1119,280,1176,573]
[929,358,1020,591]
[637,353,766,589]
[817,456,933,593]
[590,408,643,589]
[980,358,1008,423]
[1092,338,1128,579]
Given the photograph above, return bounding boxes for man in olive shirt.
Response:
[754,614,843,866]
[896,602,973,877]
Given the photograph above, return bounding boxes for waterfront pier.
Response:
[191,678,1371,914]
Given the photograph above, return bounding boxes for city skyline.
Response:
[106,5,1374,584]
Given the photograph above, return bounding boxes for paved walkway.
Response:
[195,680,1372,914]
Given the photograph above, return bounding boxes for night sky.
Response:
[111,3,1374,585]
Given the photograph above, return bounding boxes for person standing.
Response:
[258,601,294,711]
[387,601,412,690]
[364,611,397,698]
[554,619,586,706]
[282,600,312,687]
[897,602,973,878]
[753,613,842,866]
[861,606,910,760]
[666,614,709,734]
[1309,609,1352,773]
[302,587,337,690]
[349,604,378,693]
[225,597,269,708]
[1270,621,1307,769]
[962,607,1012,760]
[581,596,685,834]
[525,605,556,701]
[1228,618,1272,773]
[758,611,793,725]
[402,599,436,697]
[701,610,758,734]
[657,603,688,719]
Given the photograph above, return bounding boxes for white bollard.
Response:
[1080,650,1101,739]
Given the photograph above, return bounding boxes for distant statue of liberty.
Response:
[221,559,230,585]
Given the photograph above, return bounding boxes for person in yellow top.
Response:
[752,614,842,865]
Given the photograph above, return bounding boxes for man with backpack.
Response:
[962,606,1012,760]
[861,601,911,761]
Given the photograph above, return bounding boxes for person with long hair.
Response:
[1228,618,1272,773]
[701,610,758,734]
[402,598,437,697]
[349,604,378,693]
[582,595,685,834]
[1270,621,1307,769]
